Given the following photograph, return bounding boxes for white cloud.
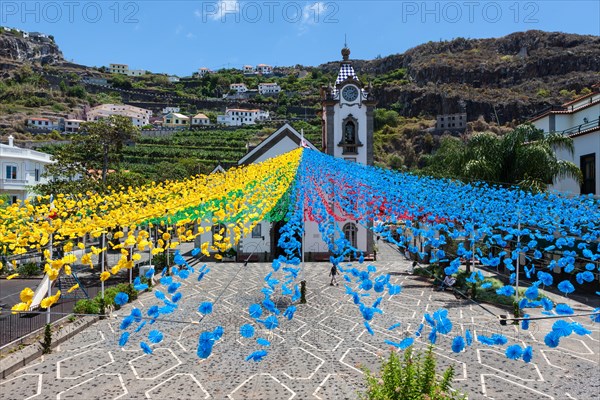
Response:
[186,32,197,39]
[297,2,328,36]
[195,0,240,22]
[302,2,327,25]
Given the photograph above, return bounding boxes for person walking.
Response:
[329,264,339,286]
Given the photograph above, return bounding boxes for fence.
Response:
[1,283,104,347]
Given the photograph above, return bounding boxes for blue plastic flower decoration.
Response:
[240,324,255,338]
[140,341,153,354]
[505,344,523,360]
[198,302,213,315]
[148,330,163,344]
[114,292,129,307]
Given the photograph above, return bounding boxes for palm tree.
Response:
[425,124,583,192]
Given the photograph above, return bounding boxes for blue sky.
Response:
[3,1,599,75]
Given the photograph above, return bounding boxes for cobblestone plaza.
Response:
[1,244,599,399]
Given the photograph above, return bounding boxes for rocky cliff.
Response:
[319,30,600,123]
[0,29,63,65]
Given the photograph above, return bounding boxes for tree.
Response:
[424,124,582,192]
[80,115,140,182]
[39,116,140,194]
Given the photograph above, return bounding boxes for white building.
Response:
[256,64,273,75]
[196,46,375,261]
[230,83,248,93]
[217,108,269,126]
[258,83,281,96]
[197,67,212,77]
[167,76,180,83]
[87,104,152,127]
[64,119,85,133]
[162,107,181,115]
[109,63,128,74]
[26,118,58,131]
[243,65,255,74]
[0,136,54,203]
[126,69,146,77]
[530,86,600,196]
[191,113,211,126]
[109,63,145,76]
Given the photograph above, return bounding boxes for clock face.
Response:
[342,85,359,102]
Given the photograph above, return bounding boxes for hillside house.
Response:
[217,108,269,126]
[87,104,152,127]
[230,83,248,93]
[191,113,211,126]
[163,112,190,128]
[243,65,255,74]
[256,64,273,75]
[26,118,58,131]
[258,83,281,96]
[64,119,85,133]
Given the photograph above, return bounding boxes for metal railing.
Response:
[559,118,600,136]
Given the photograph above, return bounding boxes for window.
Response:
[35,168,40,182]
[343,120,357,154]
[343,223,358,249]
[5,165,17,180]
[212,224,226,245]
[252,224,262,238]
[581,153,596,195]
[11,195,18,204]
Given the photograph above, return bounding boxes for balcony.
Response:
[0,178,28,190]
[559,118,600,137]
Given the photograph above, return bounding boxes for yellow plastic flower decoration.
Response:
[20,287,34,303]
[100,271,111,281]
[11,302,30,315]
[67,283,79,293]
[7,273,19,280]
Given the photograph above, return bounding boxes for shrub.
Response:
[42,324,52,354]
[18,262,41,276]
[361,346,466,400]
[73,299,100,315]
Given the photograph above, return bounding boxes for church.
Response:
[195,46,376,262]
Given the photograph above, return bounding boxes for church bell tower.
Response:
[321,45,375,165]
[321,44,376,256]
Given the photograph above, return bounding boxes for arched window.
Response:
[343,223,358,249]
[212,223,226,245]
[340,116,360,155]
[344,121,356,145]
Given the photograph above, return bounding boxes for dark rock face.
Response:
[0,31,63,65]
[318,30,600,122]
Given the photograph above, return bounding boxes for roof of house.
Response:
[260,83,278,86]
[257,64,271,67]
[193,113,209,119]
[165,113,189,119]
[28,117,51,121]
[238,123,317,165]
[562,87,600,106]
[226,108,261,113]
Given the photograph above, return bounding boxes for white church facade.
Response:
[195,46,376,262]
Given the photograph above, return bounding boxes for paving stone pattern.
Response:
[1,243,599,399]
